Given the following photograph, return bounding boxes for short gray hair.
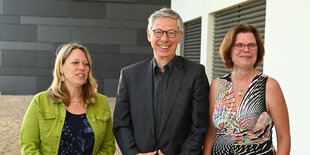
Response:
[147,8,184,32]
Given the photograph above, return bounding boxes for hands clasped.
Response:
[137,150,165,155]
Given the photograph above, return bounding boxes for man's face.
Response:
[147,17,183,62]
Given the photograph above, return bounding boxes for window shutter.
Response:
[181,18,201,64]
[212,0,266,80]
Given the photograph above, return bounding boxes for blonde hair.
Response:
[48,43,97,105]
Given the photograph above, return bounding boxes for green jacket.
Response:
[20,91,115,155]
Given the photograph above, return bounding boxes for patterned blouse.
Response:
[212,73,275,155]
[58,111,95,155]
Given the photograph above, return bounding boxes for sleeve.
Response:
[97,100,116,155]
[113,69,140,155]
[19,95,42,155]
[180,65,210,155]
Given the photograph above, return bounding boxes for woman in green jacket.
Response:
[20,43,115,155]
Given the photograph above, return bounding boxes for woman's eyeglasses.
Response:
[234,43,258,50]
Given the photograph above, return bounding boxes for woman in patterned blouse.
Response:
[203,24,290,155]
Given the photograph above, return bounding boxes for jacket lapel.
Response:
[140,60,156,138]
[158,57,184,137]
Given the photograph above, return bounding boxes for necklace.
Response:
[238,89,243,97]
[72,98,82,106]
[232,70,256,97]
[234,86,247,97]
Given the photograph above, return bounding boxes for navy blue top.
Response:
[58,110,95,155]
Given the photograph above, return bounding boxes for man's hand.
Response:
[137,151,157,155]
[158,150,165,155]
[136,150,165,155]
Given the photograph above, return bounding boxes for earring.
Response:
[61,75,65,81]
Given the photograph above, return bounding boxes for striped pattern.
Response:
[212,73,275,154]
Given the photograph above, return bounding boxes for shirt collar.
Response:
[152,56,176,72]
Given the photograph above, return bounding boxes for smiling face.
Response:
[61,48,89,89]
[231,32,258,70]
[147,17,183,62]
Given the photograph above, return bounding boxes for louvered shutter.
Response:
[212,0,266,80]
[181,18,201,63]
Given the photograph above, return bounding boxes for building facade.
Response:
[172,0,310,154]
[0,0,170,96]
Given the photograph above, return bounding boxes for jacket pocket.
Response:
[39,111,57,132]
[96,112,111,121]
[92,112,111,135]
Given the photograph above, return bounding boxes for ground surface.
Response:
[0,95,121,155]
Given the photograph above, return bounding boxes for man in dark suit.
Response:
[113,8,209,155]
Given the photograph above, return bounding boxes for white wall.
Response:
[264,0,310,154]
[171,0,204,22]
[172,0,310,154]
[171,0,205,61]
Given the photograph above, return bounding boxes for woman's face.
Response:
[61,49,89,89]
[231,32,258,69]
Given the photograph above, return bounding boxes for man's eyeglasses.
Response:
[152,29,179,38]
[234,43,258,51]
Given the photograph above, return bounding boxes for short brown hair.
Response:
[48,42,97,105]
[219,23,265,68]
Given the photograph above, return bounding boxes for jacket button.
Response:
[44,114,47,117]
[92,119,95,123]
[103,116,107,120]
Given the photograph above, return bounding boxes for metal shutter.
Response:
[181,18,201,63]
[212,0,266,80]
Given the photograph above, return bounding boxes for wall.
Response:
[264,0,310,153]
[171,0,206,67]
[171,0,204,22]
[0,0,170,96]
[172,0,310,154]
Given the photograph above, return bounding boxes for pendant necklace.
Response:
[238,89,243,97]
[233,70,256,97]
[234,85,248,97]
[72,99,81,106]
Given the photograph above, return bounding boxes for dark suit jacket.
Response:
[113,56,209,155]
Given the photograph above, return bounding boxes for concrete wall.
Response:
[172,0,310,154]
[0,0,170,96]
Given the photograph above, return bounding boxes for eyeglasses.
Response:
[234,43,258,51]
[152,29,179,38]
